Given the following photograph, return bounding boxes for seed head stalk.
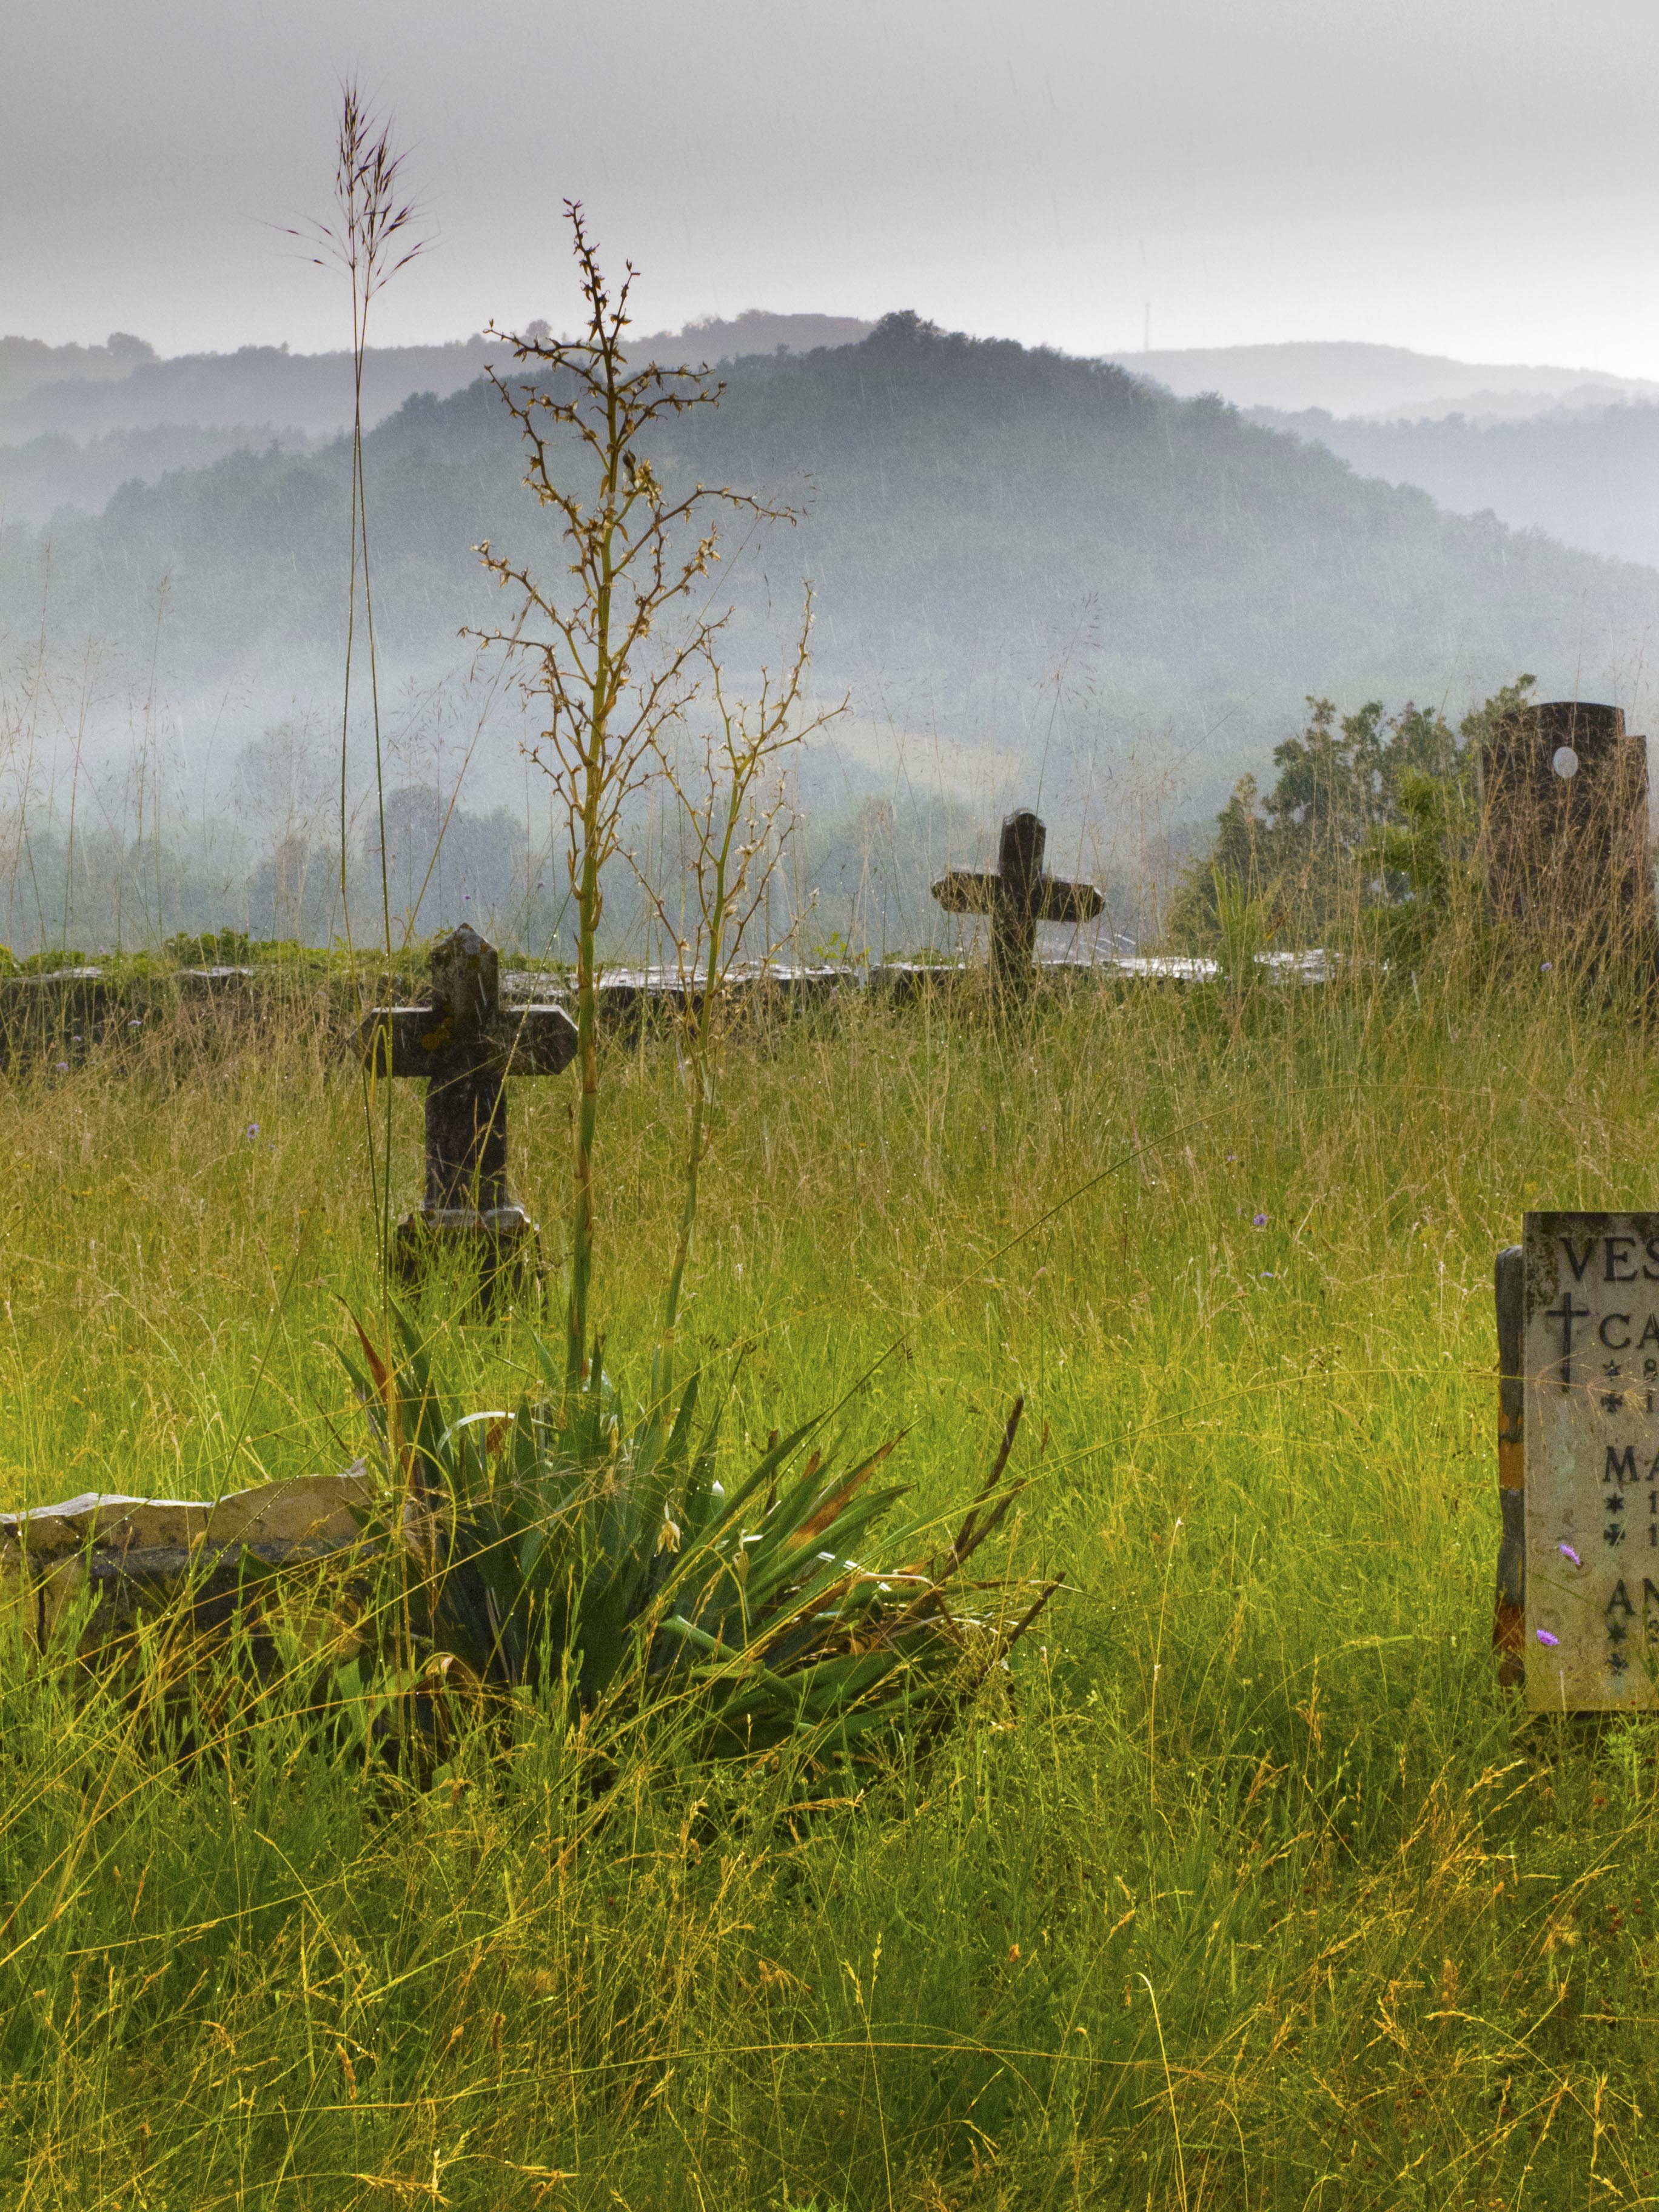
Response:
[298,84,427,1295]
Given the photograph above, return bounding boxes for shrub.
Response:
[344,1309,1055,1762]
[18,947,90,974]
[163,927,253,967]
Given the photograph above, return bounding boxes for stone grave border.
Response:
[0,1469,378,1664]
[0,945,1339,1074]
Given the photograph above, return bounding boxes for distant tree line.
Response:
[0,780,569,960]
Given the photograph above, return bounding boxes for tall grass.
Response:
[2,957,1657,2204]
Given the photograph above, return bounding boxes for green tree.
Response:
[1169,677,1534,951]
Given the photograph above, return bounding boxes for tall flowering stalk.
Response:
[472,206,788,1398]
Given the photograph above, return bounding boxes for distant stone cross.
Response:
[360,925,577,1284]
[931,810,1104,988]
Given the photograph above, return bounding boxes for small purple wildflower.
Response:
[1560,1542,1581,1566]
[1536,1629,1560,1647]
[53,1060,67,1073]
[1540,961,1553,973]
[246,1123,260,1141]
[1252,1212,1268,1228]
[72,1034,81,1044]
[127,1018,142,1028]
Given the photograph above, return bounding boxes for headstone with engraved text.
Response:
[1524,1211,1659,1708]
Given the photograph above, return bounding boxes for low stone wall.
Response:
[0,966,395,1073]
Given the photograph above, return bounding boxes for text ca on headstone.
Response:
[1525,1211,1659,1709]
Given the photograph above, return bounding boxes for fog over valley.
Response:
[5,314,1659,957]
[10,0,1659,956]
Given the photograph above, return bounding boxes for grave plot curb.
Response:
[0,945,1343,1076]
[0,1467,381,1663]
[0,966,405,1075]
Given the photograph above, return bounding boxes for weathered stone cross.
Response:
[931,809,1104,989]
[360,924,577,1285]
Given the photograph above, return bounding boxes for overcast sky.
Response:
[6,0,1659,371]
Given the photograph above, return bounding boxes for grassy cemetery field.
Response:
[2,963,1655,2208]
[6,120,1652,2212]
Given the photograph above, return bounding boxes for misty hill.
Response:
[1246,402,1659,572]
[0,423,327,528]
[0,312,875,522]
[0,332,158,407]
[0,335,494,443]
[0,312,873,446]
[1110,340,1659,422]
[6,313,1659,821]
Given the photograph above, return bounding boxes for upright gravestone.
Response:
[1479,700,1655,970]
[361,925,577,1291]
[931,810,1104,991]
[1521,1211,1659,1709]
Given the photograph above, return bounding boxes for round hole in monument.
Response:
[1552,745,1580,780]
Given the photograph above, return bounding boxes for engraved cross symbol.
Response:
[360,925,577,1281]
[931,810,1104,990]
[1545,1289,1592,1391]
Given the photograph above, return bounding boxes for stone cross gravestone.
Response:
[360,925,577,1287]
[1522,1211,1659,1709]
[931,810,1104,991]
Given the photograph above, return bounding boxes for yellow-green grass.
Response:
[1,971,1654,2208]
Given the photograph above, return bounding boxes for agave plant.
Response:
[343,1309,1057,1760]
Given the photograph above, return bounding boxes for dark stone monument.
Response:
[360,925,577,1290]
[1493,1244,1525,1687]
[931,810,1104,990]
[1478,700,1655,969]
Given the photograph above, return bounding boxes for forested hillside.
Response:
[4,313,1658,816]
